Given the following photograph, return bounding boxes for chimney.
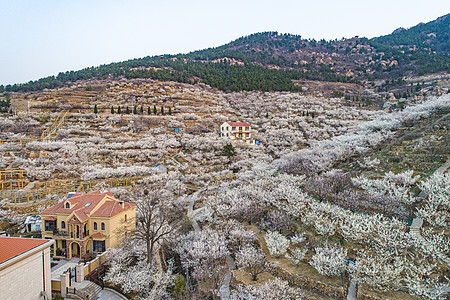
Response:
[119,201,124,208]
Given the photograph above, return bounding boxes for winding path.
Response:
[186,187,236,299]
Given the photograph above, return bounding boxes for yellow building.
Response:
[220,122,256,145]
[40,190,135,259]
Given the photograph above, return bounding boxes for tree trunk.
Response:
[149,239,155,264]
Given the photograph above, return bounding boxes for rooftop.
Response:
[40,190,135,219]
[226,122,251,127]
[0,236,52,265]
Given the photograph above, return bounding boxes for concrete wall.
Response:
[0,246,52,300]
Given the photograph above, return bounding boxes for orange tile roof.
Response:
[40,190,135,219]
[91,232,106,238]
[73,209,89,222]
[0,237,51,264]
[227,122,251,127]
[42,216,57,221]
[91,200,135,218]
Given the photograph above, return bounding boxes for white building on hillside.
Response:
[220,122,256,145]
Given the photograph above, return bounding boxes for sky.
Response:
[0,0,448,85]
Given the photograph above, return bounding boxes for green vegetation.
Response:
[1,15,448,93]
[223,143,236,158]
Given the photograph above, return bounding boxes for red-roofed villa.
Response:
[40,190,135,259]
[220,122,256,145]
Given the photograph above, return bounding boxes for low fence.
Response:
[0,110,69,145]
[211,173,236,185]
[2,175,154,204]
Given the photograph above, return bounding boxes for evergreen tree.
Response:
[94,104,98,114]
[140,106,144,114]
[126,106,130,114]
[266,112,269,118]
[133,106,137,114]
[148,107,151,115]
[161,106,164,115]
[223,143,236,157]
[153,105,157,115]
[118,106,122,114]
[111,105,114,114]
[168,107,172,115]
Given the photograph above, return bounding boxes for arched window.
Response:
[61,221,65,229]
[65,202,70,209]
[94,222,97,230]
[101,222,105,231]
[124,214,127,221]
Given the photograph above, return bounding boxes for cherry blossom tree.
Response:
[236,277,304,300]
[264,230,290,257]
[177,227,229,297]
[309,244,347,277]
[236,245,273,281]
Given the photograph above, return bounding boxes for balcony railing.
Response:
[70,231,90,239]
[52,230,69,237]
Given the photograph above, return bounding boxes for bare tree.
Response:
[132,189,177,264]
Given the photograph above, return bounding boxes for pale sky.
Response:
[0,0,448,85]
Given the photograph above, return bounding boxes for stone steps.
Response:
[76,281,102,300]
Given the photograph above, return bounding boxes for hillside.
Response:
[1,14,448,94]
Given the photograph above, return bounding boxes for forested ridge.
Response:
[2,14,448,93]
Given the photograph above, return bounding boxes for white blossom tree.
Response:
[264,230,290,257]
[309,244,347,277]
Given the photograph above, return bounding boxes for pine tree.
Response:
[153,105,157,115]
[111,105,114,114]
[148,107,151,115]
[126,106,130,114]
[140,106,144,114]
[161,106,164,115]
[118,106,122,114]
[94,104,98,114]
[133,106,137,114]
[168,107,172,115]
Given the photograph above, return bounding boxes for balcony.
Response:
[52,230,69,237]
[70,230,90,240]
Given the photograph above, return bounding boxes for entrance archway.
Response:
[71,242,80,258]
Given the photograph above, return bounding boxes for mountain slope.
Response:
[1,14,448,93]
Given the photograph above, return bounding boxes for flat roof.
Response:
[0,236,51,265]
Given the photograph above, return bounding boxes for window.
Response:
[226,133,229,137]
[226,126,229,130]
[246,133,249,137]
[124,214,127,221]
[239,127,242,131]
[101,222,105,230]
[94,222,97,230]
[65,202,70,208]
[221,126,224,131]
[61,221,65,229]
[45,220,56,231]
[93,240,105,252]
[61,240,66,249]
[221,133,224,136]
[232,127,236,130]
[245,127,249,131]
